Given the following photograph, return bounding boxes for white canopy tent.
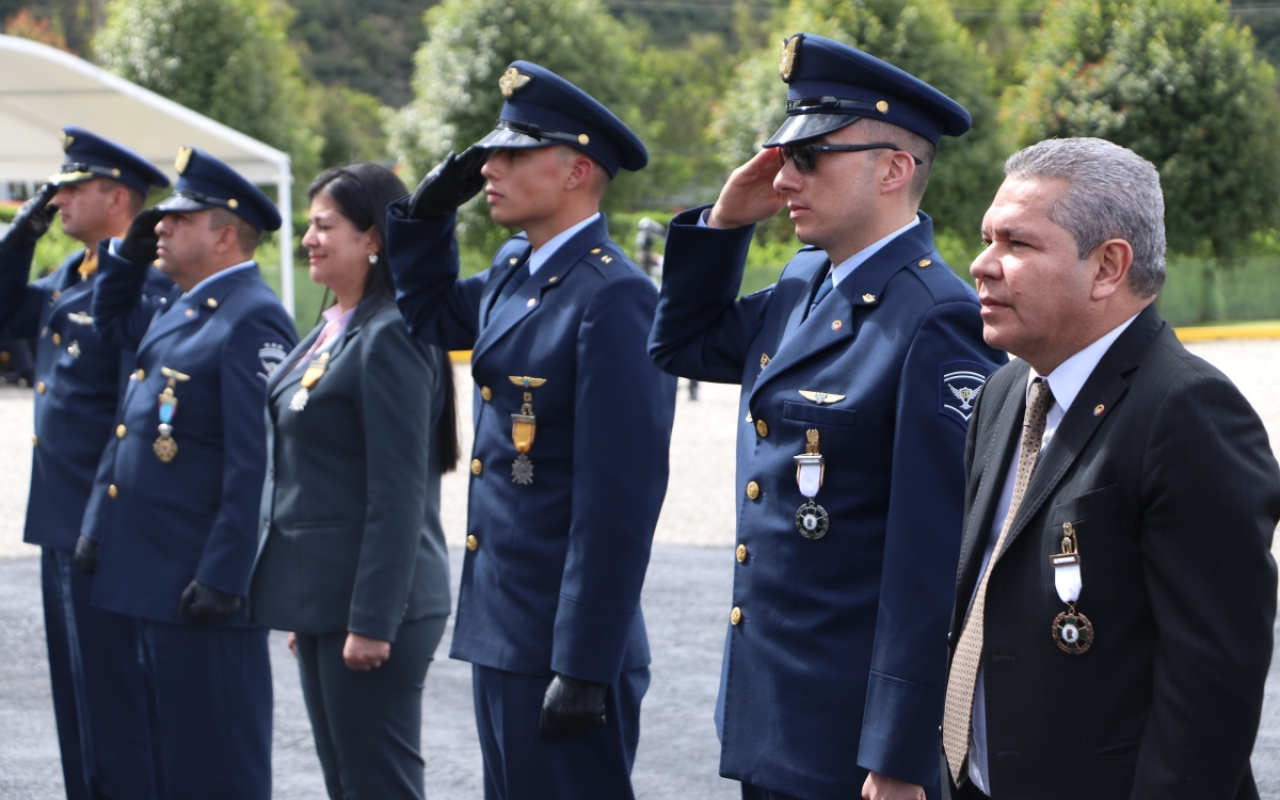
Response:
[0,34,296,316]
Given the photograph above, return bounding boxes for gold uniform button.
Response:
[918,258,932,268]
[470,458,483,475]
[480,386,492,402]
[108,484,118,499]
[730,606,743,625]
[31,435,38,446]
[136,368,145,381]
[36,382,46,394]
[116,424,126,439]
[736,544,748,563]
[206,297,218,308]
[466,534,479,551]
[52,333,61,345]
[746,480,760,500]
[755,418,768,437]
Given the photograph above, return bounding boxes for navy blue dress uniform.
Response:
[0,126,170,800]
[385,61,676,799]
[82,147,297,800]
[648,35,1006,800]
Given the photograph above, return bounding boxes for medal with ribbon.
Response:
[508,376,546,485]
[1050,521,1093,654]
[793,429,829,539]
[289,351,331,412]
[154,367,190,463]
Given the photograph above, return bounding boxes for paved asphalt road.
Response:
[4,339,1280,797]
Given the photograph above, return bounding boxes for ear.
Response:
[880,150,916,196]
[212,223,241,257]
[1089,239,1134,301]
[564,154,595,192]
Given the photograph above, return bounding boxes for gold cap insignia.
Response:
[499,68,532,98]
[876,100,890,114]
[779,35,800,82]
[508,376,547,388]
[60,132,74,152]
[175,147,193,174]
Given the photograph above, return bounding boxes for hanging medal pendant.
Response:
[508,376,546,486]
[1052,603,1094,654]
[154,423,178,463]
[289,387,310,412]
[291,352,330,413]
[793,429,828,539]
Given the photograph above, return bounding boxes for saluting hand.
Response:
[343,632,391,671]
[118,207,165,265]
[706,148,787,230]
[405,146,490,220]
[1,183,57,251]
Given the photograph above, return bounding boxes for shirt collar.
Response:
[184,259,256,297]
[528,212,601,276]
[829,215,921,286]
[1026,312,1141,413]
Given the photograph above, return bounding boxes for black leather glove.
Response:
[406,146,489,219]
[179,580,242,623]
[73,535,99,576]
[1,183,56,251]
[539,673,608,737]
[117,207,165,264]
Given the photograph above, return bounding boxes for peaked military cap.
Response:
[474,61,648,177]
[765,33,971,148]
[49,126,170,195]
[154,147,281,232]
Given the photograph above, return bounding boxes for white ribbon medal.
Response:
[1050,521,1093,654]
[793,429,829,539]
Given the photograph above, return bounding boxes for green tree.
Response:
[1005,0,1280,261]
[95,0,321,195]
[711,0,1004,246]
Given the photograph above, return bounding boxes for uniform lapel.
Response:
[138,264,260,361]
[472,216,607,366]
[994,305,1164,561]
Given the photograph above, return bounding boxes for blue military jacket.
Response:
[649,209,1005,798]
[0,245,172,550]
[84,246,297,626]
[386,207,676,685]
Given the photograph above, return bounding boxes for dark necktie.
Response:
[806,270,834,319]
[493,252,532,312]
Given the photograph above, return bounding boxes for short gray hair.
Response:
[1004,138,1166,297]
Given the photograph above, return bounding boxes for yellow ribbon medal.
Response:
[289,351,330,412]
[508,376,546,485]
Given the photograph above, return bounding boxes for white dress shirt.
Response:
[966,311,1139,793]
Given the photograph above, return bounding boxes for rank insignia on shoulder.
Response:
[798,390,845,406]
[939,361,990,425]
[258,342,288,379]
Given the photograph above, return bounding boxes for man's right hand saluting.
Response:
[1,183,57,251]
[404,146,490,220]
[706,147,787,230]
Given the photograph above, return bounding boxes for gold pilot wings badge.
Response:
[798,390,846,406]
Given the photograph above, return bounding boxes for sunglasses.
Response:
[778,142,924,172]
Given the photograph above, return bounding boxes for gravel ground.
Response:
[1,340,1280,798]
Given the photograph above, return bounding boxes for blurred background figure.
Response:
[251,163,458,800]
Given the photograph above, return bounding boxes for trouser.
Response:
[295,615,448,800]
[135,619,272,800]
[471,663,650,800]
[742,786,805,800]
[41,546,153,800]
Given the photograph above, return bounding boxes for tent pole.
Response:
[277,161,295,319]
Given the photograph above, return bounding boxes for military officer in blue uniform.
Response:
[0,126,170,800]
[77,147,296,800]
[385,61,677,799]
[648,35,1006,800]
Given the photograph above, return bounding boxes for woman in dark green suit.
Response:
[250,163,458,799]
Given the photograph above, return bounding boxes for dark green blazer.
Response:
[250,296,451,641]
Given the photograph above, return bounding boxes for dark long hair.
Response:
[308,164,460,473]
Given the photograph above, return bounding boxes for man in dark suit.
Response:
[76,147,297,800]
[648,34,1004,800]
[385,61,676,799]
[0,126,170,800]
[941,137,1280,799]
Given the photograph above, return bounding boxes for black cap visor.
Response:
[763,113,861,147]
[48,163,119,186]
[154,192,219,215]
[476,126,559,151]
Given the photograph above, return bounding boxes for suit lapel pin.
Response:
[1093,404,1105,416]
